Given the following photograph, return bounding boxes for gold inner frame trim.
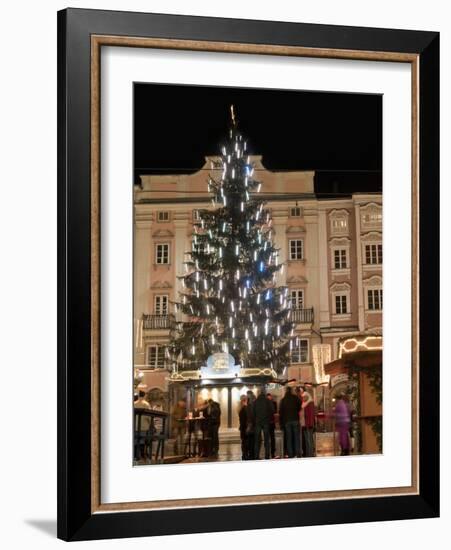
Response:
[90,34,419,514]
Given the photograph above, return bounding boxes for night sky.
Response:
[134,83,382,196]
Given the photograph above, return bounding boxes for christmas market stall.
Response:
[169,351,278,432]
[324,335,382,454]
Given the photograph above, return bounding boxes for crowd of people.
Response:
[135,385,355,461]
[238,385,316,460]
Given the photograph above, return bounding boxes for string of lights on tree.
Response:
[167,106,299,374]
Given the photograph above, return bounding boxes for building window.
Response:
[290,206,302,217]
[335,294,348,314]
[147,345,166,370]
[333,218,347,231]
[289,239,304,260]
[334,249,348,269]
[365,244,383,264]
[368,289,383,310]
[193,209,201,221]
[331,217,349,235]
[291,339,309,363]
[192,239,205,255]
[157,211,170,222]
[290,289,304,309]
[155,243,170,264]
[362,212,382,224]
[154,294,169,315]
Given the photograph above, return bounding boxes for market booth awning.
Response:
[325,349,382,376]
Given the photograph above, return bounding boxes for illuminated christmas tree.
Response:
[169,106,296,374]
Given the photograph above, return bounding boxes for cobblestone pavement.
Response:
[182,432,337,464]
[136,432,341,466]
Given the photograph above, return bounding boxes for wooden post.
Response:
[227,387,232,428]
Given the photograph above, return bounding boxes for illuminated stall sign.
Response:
[201,353,238,379]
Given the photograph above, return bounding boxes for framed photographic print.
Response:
[57,8,439,541]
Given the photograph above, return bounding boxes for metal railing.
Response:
[142,314,174,330]
[291,307,314,323]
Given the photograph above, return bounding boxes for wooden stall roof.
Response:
[325,350,382,375]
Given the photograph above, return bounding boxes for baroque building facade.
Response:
[134,156,382,424]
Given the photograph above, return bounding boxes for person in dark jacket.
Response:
[246,390,256,459]
[238,394,249,459]
[207,398,221,456]
[279,386,302,458]
[252,388,274,459]
[267,393,278,458]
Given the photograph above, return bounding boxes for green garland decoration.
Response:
[346,364,383,452]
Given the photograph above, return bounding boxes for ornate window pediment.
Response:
[363,275,382,287]
[286,275,308,285]
[330,282,351,292]
[329,236,351,246]
[150,280,172,289]
[361,231,382,242]
[152,229,174,238]
[286,225,305,234]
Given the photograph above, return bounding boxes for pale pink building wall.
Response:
[134,157,382,392]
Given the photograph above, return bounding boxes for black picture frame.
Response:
[57,8,439,541]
